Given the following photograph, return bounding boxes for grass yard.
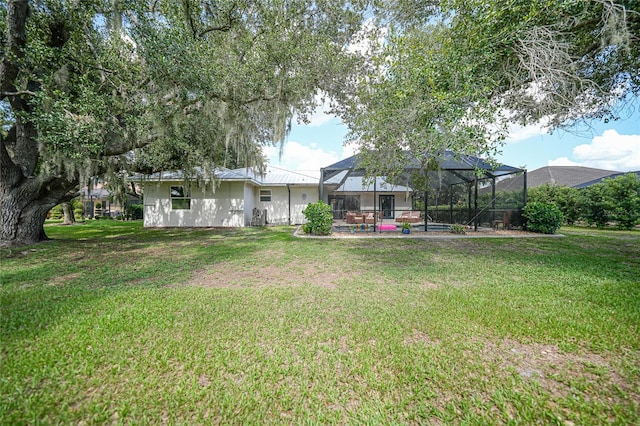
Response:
[1,221,639,424]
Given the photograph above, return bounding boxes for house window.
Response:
[259,189,272,202]
[170,185,191,209]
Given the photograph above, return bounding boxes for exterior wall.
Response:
[143,181,246,227]
[253,185,318,225]
[243,183,255,226]
[142,181,318,227]
[289,186,318,224]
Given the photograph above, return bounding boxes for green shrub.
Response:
[449,224,466,234]
[302,201,333,235]
[604,173,640,230]
[580,184,609,228]
[528,184,581,225]
[523,202,564,234]
[50,204,63,219]
[127,204,144,220]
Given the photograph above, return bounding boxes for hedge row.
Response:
[527,173,640,230]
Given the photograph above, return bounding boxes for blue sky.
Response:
[264,100,640,178]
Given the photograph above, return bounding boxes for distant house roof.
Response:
[573,170,640,189]
[80,187,111,198]
[490,166,621,192]
[130,166,318,186]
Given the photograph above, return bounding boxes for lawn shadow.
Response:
[1,224,283,344]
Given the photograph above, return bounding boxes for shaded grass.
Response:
[1,222,639,424]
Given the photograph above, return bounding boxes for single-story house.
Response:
[132,166,318,227]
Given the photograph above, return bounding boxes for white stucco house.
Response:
[132,166,318,227]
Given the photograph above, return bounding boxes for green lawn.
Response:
[1,221,639,424]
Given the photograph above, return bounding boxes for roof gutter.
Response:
[287,184,291,225]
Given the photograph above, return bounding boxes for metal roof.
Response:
[130,166,318,186]
[233,166,318,185]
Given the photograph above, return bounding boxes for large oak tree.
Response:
[1,0,367,245]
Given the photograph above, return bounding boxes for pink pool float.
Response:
[378,224,397,231]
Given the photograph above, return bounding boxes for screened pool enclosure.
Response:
[320,151,527,232]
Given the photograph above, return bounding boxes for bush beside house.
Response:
[302,201,333,235]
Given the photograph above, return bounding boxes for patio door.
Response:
[328,196,345,219]
[379,195,395,219]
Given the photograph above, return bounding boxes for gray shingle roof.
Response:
[573,171,640,188]
[493,166,621,191]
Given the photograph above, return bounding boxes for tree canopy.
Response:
[1,0,368,245]
[2,0,638,245]
[339,0,639,175]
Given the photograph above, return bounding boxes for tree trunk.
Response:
[62,202,76,225]
[0,163,78,246]
[1,192,53,245]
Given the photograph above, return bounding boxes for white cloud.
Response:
[264,140,360,175]
[504,121,549,143]
[346,18,387,56]
[265,141,340,174]
[547,129,640,171]
[341,141,359,158]
[547,157,581,167]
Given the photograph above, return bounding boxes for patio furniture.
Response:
[395,211,421,223]
[492,210,512,230]
[345,212,359,224]
[363,211,382,224]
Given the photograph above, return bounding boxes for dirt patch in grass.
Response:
[404,329,441,346]
[471,337,638,403]
[188,262,359,289]
[48,272,83,287]
[404,332,639,406]
[185,248,359,289]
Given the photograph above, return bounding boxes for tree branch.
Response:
[1,0,29,94]
[0,90,36,98]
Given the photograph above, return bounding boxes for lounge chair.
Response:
[363,212,382,224]
[395,211,421,223]
[492,211,512,230]
[345,212,359,224]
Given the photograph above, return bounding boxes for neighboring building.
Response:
[133,166,318,227]
[573,170,640,189]
[492,166,622,193]
[79,184,140,218]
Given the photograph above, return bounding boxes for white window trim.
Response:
[170,185,191,210]
[259,189,272,202]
